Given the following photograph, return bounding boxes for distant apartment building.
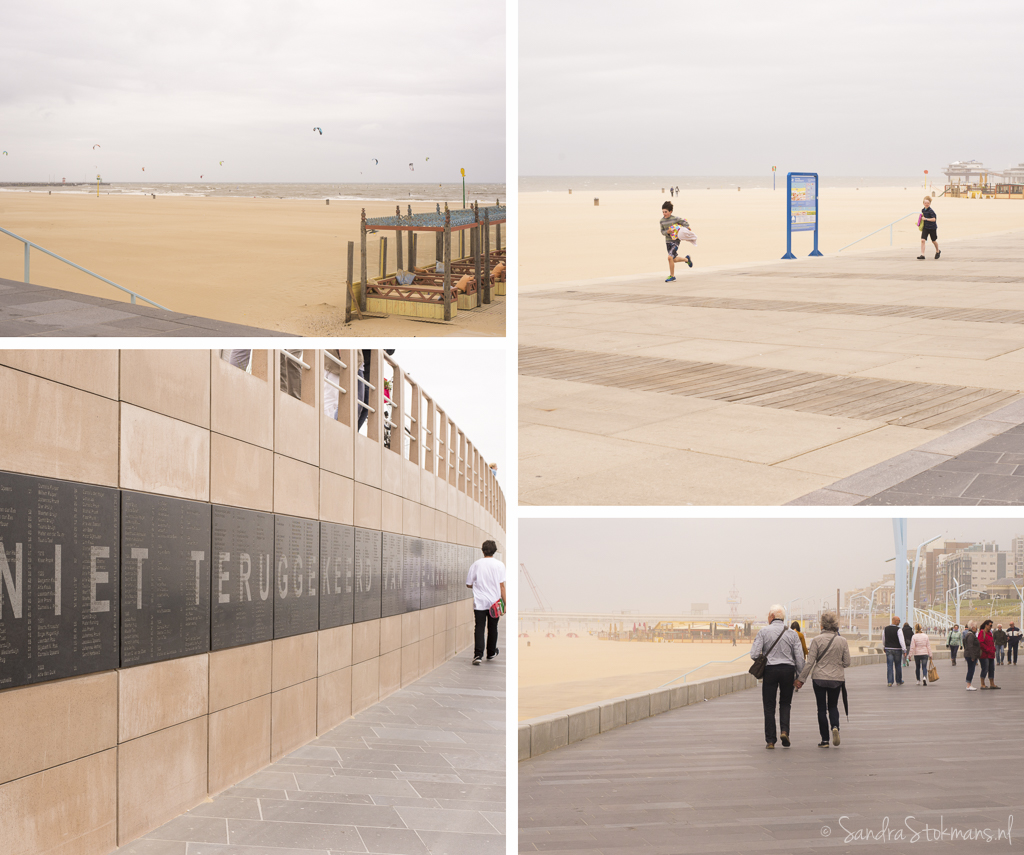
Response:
[914,540,971,607]
[937,542,1013,597]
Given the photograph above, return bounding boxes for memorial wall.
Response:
[0,349,505,855]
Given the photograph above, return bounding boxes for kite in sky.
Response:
[93,144,100,149]
[314,127,323,135]
[408,163,414,171]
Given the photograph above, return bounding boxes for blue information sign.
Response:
[783,172,823,259]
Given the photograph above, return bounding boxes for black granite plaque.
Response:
[421,539,436,609]
[319,522,354,629]
[403,536,422,614]
[211,505,274,651]
[381,532,404,618]
[445,541,456,606]
[121,492,211,668]
[463,545,475,601]
[274,515,319,639]
[0,472,119,690]
[354,527,381,622]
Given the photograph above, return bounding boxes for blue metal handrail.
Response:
[658,651,751,687]
[0,226,168,309]
[838,212,917,252]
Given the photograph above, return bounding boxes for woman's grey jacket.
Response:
[798,631,851,683]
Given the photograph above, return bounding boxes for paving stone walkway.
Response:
[521,230,1024,505]
[0,277,290,336]
[115,648,505,855]
[520,657,1024,854]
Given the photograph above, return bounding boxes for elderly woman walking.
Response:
[750,605,805,750]
[908,624,932,686]
[795,611,850,748]
[962,621,981,690]
[978,620,1000,689]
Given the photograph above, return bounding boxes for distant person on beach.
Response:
[978,620,1000,689]
[660,201,693,283]
[917,196,940,260]
[669,186,674,197]
[465,540,506,666]
[947,624,962,666]
[908,624,932,686]
[994,624,1008,665]
[1007,622,1022,664]
[795,611,849,748]
[963,621,981,690]
[750,605,804,749]
[883,616,907,686]
[791,621,809,657]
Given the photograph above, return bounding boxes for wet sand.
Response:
[520,186,1024,288]
[519,635,754,720]
[0,193,504,336]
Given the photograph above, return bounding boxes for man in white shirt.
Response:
[465,540,507,666]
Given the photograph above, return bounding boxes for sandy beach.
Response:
[0,193,505,336]
[521,186,1024,288]
[519,635,755,720]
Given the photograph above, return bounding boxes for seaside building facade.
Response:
[0,349,506,854]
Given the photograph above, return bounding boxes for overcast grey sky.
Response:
[520,518,1024,617]
[1,1,504,183]
[393,348,505,493]
[520,0,1024,176]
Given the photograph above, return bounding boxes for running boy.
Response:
[918,196,940,260]
[661,200,693,282]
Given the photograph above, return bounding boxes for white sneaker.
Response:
[967,685,978,691]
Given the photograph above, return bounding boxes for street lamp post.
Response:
[850,594,871,633]
[868,581,895,642]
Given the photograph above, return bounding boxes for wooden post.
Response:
[496,222,502,251]
[395,207,404,271]
[435,231,443,267]
[483,208,491,304]
[409,231,417,272]
[474,221,482,308]
[345,241,354,323]
[379,236,387,279]
[443,206,452,321]
[359,209,367,312]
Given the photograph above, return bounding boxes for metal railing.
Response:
[837,212,918,253]
[0,226,168,309]
[659,651,752,687]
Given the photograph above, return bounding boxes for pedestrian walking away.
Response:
[917,196,940,260]
[750,605,805,749]
[962,621,981,690]
[978,620,1000,689]
[465,540,507,666]
[908,624,932,686]
[883,616,907,686]
[947,624,961,666]
[994,624,1008,666]
[794,611,850,748]
[660,200,695,282]
[1007,622,1022,665]
[791,621,809,657]
[901,621,914,668]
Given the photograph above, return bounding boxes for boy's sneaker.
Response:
[472,656,481,666]
[935,251,941,259]
[487,648,499,661]
[917,255,926,260]
[685,255,693,268]
[665,275,676,282]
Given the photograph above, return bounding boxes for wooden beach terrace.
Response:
[348,203,506,322]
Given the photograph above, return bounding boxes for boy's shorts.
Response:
[666,240,681,257]
[921,225,938,242]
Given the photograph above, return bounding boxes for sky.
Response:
[390,347,506,493]
[520,0,1024,177]
[520,517,1024,618]
[1,1,505,184]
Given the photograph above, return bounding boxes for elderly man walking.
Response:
[751,605,805,750]
[883,616,907,687]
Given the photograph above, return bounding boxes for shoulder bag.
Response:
[749,623,788,679]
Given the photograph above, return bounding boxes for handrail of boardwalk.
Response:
[658,651,752,687]
[0,225,169,309]
[837,212,918,252]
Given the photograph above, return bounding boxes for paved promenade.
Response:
[520,230,1024,505]
[0,276,290,336]
[114,648,505,855]
[520,658,1024,854]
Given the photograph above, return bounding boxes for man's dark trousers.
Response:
[474,609,499,659]
[761,663,795,744]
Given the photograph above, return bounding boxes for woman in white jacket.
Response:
[908,624,932,686]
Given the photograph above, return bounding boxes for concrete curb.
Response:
[518,649,952,761]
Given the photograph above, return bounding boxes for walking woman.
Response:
[791,621,809,658]
[795,611,850,748]
[963,621,981,691]
[978,620,1000,689]
[908,624,932,686]
[947,624,962,666]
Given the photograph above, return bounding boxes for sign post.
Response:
[772,165,776,191]
[783,171,822,259]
